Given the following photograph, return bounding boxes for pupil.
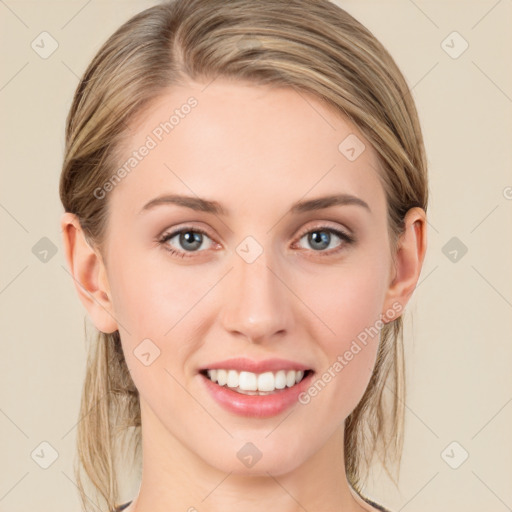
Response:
[309,231,329,250]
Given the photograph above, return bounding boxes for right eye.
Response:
[158,227,217,258]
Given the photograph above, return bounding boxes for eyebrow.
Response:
[139,193,371,216]
[290,194,371,214]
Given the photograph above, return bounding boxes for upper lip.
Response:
[199,357,313,374]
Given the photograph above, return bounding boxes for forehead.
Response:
[109,78,386,220]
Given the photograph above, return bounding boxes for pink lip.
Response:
[199,370,314,418]
[199,357,312,373]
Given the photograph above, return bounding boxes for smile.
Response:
[201,369,311,395]
[198,359,315,418]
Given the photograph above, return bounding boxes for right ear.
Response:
[60,212,119,334]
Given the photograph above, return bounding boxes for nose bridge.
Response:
[220,241,292,342]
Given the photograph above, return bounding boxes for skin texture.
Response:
[61,79,427,512]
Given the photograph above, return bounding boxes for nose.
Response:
[220,247,294,344]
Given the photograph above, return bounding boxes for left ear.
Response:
[382,207,428,321]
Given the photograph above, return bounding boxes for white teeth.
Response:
[205,368,308,392]
[227,369,238,388]
[274,370,287,389]
[239,371,258,391]
[257,372,275,392]
[216,369,227,386]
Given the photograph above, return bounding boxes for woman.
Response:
[59,1,428,511]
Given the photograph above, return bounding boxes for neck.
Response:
[125,400,371,512]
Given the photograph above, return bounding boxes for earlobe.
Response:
[382,207,428,321]
[60,212,118,334]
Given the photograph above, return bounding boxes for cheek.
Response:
[108,253,206,340]
[108,260,201,419]
[297,258,387,414]
[107,256,211,397]
[306,258,386,347]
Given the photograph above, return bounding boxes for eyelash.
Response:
[157,224,355,259]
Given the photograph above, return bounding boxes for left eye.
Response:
[295,227,353,254]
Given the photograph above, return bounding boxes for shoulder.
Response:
[114,502,132,512]
[359,493,393,512]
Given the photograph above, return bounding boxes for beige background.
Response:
[1,1,511,511]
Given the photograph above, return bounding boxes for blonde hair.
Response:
[59,1,428,510]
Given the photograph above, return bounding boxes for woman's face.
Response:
[101,79,400,475]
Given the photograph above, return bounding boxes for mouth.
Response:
[199,368,314,396]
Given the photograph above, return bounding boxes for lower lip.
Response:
[199,371,314,418]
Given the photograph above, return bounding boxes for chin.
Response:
[198,436,313,477]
